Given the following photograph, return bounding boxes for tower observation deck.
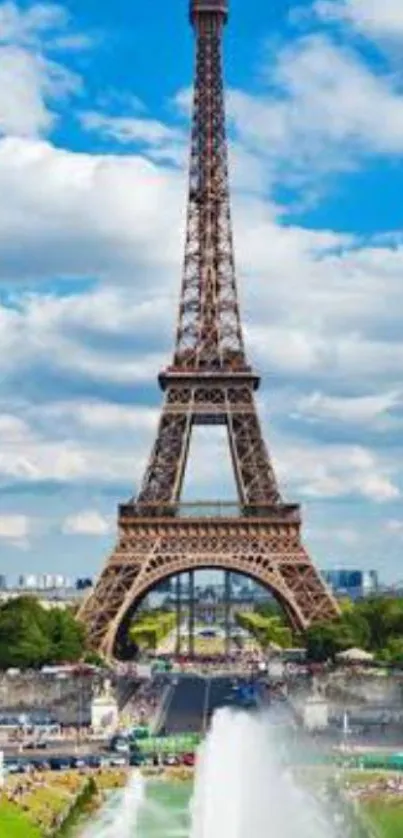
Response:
[190,0,228,24]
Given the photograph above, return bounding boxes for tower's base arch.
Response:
[111,564,305,661]
[79,509,338,661]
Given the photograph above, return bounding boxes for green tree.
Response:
[0,597,86,670]
[356,597,403,651]
[305,610,370,662]
[305,621,341,662]
[305,597,403,662]
[378,637,403,665]
[255,601,282,619]
[0,597,51,669]
[46,608,85,663]
[129,611,176,653]
[83,650,105,667]
[235,611,292,649]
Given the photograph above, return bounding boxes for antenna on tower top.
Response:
[190,0,228,25]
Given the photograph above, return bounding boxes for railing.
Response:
[119,501,300,522]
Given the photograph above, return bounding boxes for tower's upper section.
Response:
[190,0,228,25]
[164,0,251,378]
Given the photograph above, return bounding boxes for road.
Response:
[1,739,106,758]
[161,673,245,734]
[161,675,207,734]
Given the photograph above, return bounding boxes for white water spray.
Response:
[190,708,341,838]
[82,771,145,838]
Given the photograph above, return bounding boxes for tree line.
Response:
[235,610,293,649]
[3,593,403,670]
[0,596,85,669]
[236,596,403,665]
[129,610,176,653]
[305,596,403,664]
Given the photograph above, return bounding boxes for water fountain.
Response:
[190,708,342,838]
[81,771,145,838]
[85,708,351,837]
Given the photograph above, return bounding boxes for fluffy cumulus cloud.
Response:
[62,510,111,536]
[315,0,403,41]
[0,513,30,545]
[228,33,403,185]
[276,438,399,503]
[293,391,402,427]
[0,137,183,283]
[0,2,84,137]
[1,0,403,582]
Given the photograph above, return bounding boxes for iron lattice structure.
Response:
[79,0,339,658]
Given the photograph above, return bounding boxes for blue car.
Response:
[225,682,259,710]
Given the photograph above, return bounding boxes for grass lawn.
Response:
[1,771,89,835]
[363,799,403,838]
[0,800,43,838]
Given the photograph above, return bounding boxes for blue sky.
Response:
[1,0,403,586]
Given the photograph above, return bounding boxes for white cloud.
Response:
[62,510,111,536]
[315,0,403,41]
[308,524,360,546]
[26,400,159,438]
[72,403,158,432]
[385,519,403,533]
[0,434,140,485]
[0,287,171,386]
[0,403,147,486]
[81,111,185,163]
[275,437,400,503]
[0,2,67,47]
[294,390,402,426]
[0,136,183,281]
[229,33,403,183]
[0,2,85,137]
[0,45,79,137]
[0,513,30,542]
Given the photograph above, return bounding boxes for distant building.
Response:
[18,574,39,590]
[15,573,74,592]
[41,574,71,590]
[0,572,86,608]
[322,569,379,600]
[76,578,93,591]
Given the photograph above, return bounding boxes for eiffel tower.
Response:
[79,0,339,658]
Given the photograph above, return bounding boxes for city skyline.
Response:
[0,0,403,581]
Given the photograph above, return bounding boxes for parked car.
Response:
[109,755,127,767]
[163,754,180,766]
[49,757,71,771]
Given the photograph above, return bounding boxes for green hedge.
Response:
[54,778,97,837]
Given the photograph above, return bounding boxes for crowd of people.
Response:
[126,674,170,727]
[167,649,265,676]
[344,773,403,802]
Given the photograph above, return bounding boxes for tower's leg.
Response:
[137,408,192,504]
[188,570,195,657]
[224,570,231,658]
[175,574,182,657]
[227,408,281,505]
